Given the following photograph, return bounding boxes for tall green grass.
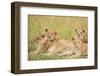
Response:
[28,15,88,60]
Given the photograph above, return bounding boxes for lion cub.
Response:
[72,28,88,57]
[34,28,58,54]
[47,39,75,56]
[44,28,75,56]
[34,32,48,54]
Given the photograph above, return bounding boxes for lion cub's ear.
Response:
[72,37,74,41]
[45,28,49,32]
[54,31,57,35]
[75,28,77,32]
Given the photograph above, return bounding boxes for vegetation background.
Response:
[28,15,88,60]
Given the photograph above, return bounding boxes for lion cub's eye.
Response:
[83,30,85,33]
[42,35,45,38]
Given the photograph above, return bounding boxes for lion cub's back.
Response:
[47,39,69,54]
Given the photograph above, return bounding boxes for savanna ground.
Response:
[28,15,88,61]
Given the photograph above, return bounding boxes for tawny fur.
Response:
[34,27,88,58]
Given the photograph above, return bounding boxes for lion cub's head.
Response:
[74,28,88,43]
[34,32,48,46]
[44,28,58,42]
[34,28,58,46]
[72,28,88,48]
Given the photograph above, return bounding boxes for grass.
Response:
[28,51,87,61]
[28,15,88,60]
